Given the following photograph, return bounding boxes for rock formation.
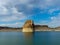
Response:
[22,20,34,32]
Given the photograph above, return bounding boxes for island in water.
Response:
[0,20,60,32]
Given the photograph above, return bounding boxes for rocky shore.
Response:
[0,26,60,32]
[0,20,60,32]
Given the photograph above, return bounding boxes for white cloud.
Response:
[26,4,35,9]
[51,17,56,20]
[0,22,23,27]
[0,0,8,6]
[48,13,60,27]
[11,7,18,14]
[19,0,29,4]
[48,8,60,15]
[0,0,33,22]
[0,6,27,22]
[0,6,8,15]
[0,0,60,27]
[39,0,60,10]
[0,12,26,22]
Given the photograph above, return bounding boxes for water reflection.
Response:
[23,32,34,37]
[23,32,34,45]
[22,32,51,45]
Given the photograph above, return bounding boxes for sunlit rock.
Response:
[22,20,34,32]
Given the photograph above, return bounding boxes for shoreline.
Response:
[0,29,60,32]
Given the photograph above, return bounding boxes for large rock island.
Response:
[22,20,34,32]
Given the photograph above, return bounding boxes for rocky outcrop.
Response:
[22,20,34,32]
[34,25,49,30]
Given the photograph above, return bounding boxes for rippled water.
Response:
[0,31,60,45]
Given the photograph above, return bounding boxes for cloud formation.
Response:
[0,0,60,27]
[49,13,60,27]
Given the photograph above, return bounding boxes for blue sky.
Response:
[0,0,60,27]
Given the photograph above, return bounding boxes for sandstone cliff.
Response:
[22,20,34,32]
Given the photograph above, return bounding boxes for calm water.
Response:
[0,31,60,45]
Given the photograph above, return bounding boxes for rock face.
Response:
[34,25,49,30]
[22,20,34,32]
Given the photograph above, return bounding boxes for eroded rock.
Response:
[22,20,34,32]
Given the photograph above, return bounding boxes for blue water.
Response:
[0,32,60,45]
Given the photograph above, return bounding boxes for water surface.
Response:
[0,31,60,45]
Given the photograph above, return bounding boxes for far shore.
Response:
[0,20,60,32]
[0,29,60,32]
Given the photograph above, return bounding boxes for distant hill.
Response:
[0,26,22,30]
[1,20,60,31]
[0,25,60,31]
